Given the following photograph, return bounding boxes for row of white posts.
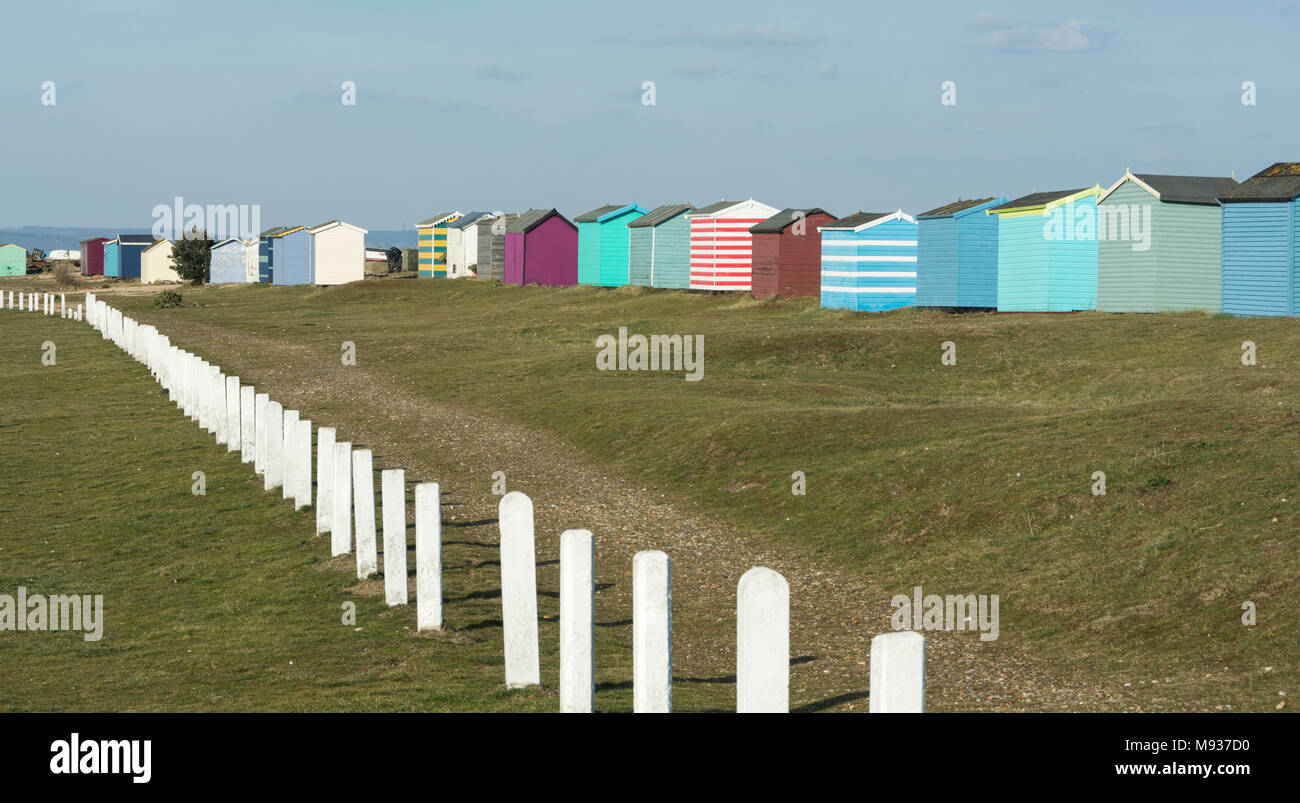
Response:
[3,289,81,320]
[29,292,926,713]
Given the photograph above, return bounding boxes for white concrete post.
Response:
[381,469,408,606]
[352,449,378,578]
[253,393,269,474]
[331,442,352,556]
[281,409,300,501]
[560,529,594,713]
[239,386,255,463]
[499,491,540,688]
[869,631,926,713]
[415,482,442,630]
[316,427,335,535]
[60,293,65,317]
[225,377,241,454]
[294,419,312,510]
[737,567,789,713]
[634,550,673,713]
[264,401,283,491]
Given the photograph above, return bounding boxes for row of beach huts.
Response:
[21,161,1300,316]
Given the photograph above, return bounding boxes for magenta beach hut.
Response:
[504,209,578,286]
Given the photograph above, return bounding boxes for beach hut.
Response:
[476,213,517,281]
[271,226,311,285]
[576,203,648,286]
[818,211,919,312]
[628,204,694,288]
[0,244,24,277]
[504,209,578,286]
[1096,172,1237,313]
[987,187,1102,312]
[416,212,461,277]
[915,197,1005,308]
[79,237,108,276]
[1218,163,1300,317]
[140,239,180,284]
[103,234,153,279]
[749,208,837,300]
[210,238,257,284]
[258,226,289,283]
[309,220,367,285]
[446,211,493,279]
[687,199,780,291]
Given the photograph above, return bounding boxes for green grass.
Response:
[2,275,1296,711]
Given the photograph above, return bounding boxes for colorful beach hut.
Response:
[628,204,694,288]
[749,208,836,300]
[79,237,108,276]
[1096,171,1237,313]
[140,239,180,284]
[504,209,578,286]
[687,199,780,291]
[1218,163,1300,317]
[0,244,24,277]
[987,187,1102,312]
[576,203,647,287]
[103,234,153,279]
[416,212,461,277]
[818,211,918,312]
[271,226,311,286]
[258,226,289,283]
[915,197,1005,308]
[446,212,493,279]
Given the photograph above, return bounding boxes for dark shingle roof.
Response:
[506,209,573,234]
[1131,174,1238,205]
[118,234,157,245]
[823,211,892,229]
[1218,163,1300,202]
[918,198,998,218]
[749,208,832,234]
[574,204,624,222]
[689,200,736,216]
[628,203,694,228]
[989,189,1087,212]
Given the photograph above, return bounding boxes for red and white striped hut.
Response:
[687,198,780,291]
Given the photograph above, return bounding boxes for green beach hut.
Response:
[0,244,26,277]
[576,203,647,286]
[628,203,694,288]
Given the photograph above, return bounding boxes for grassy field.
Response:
[1,274,1296,712]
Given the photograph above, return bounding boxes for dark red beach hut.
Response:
[749,208,836,299]
[79,236,109,276]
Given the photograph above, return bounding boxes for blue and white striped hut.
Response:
[818,210,918,312]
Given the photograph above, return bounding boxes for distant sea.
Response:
[0,226,419,254]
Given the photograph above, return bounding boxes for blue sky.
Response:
[0,0,1294,230]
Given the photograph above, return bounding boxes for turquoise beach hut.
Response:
[988,187,1102,312]
[915,197,1005,308]
[576,203,647,286]
[628,203,694,288]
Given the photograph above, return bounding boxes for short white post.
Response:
[316,427,336,535]
[253,393,269,475]
[239,386,255,463]
[560,529,595,713]
[281,409,299,500]
[352,449,378,578]
[331,441,352,556]
[633,550,672,713]
[294,419,312,510]
[381,469,408,606]
[737,567,789,713]
[415,482,442,630]
[499,491,540,688]
[60,293,65,317]
[225,377,241,454]
[264,401,283,491]
[869,631,926,713]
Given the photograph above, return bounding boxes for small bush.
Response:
[51,262,81,288]
[153,289,183,309]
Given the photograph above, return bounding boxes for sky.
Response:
[0,0,1295,231]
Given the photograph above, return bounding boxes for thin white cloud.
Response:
[977,18,1110,52]
[649,25,826,47]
